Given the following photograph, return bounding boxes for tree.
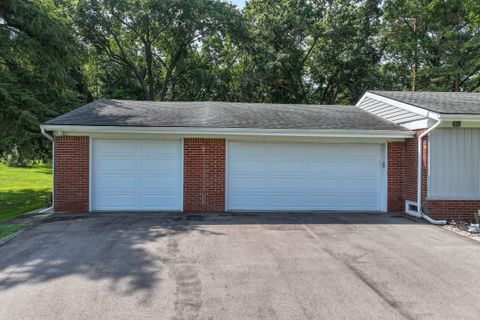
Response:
[75,0,243,100]
[383,0,480,92]
[240,0,325,103]
[307,0,383,104]
[0,0,86,166]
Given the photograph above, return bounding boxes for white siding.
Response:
[358,97,425,124]
[429,128,480,199]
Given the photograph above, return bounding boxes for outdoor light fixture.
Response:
[452,121,462,128]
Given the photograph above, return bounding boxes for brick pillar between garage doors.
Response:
[54,136,90,212]
[183,138,226,212]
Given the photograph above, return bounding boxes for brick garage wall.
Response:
[387,142,405,212]
[183,138,225,212]
[403,130,428,205]
[54,136,89,212]
[387,131,427,212]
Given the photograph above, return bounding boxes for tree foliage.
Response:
[0,0,86,165]
[1,0,479,164]
[383,0,480,92]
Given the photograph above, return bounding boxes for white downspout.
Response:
[407,119,446,225]
[40,128,54,213]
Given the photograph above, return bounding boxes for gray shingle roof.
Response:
[369,91,480,115]
[44,99,407,131]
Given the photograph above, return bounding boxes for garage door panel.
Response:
[306,161,341,175]
[268,178,305,193]
[306,144,341,156]
[140,159,180,174]
[140,195,180,209]
[229,160,267,174]
[343,196,378,209]
[269,143,304,155]
[343,178,378,192]
[92,139,182,211]
[306,196,342,209]
[343,144,379,157]
[267,195,306,208]
[97,159,137,172]
[227,142,383,211]
[270,161,305,175]
[229,195,266,208]
[139,140,180,155]
[94,140,137,155]
[140,177,179,190]
[97,177,137,190]
[307,179,341,191]
[343,160,379,174]
[229,177,266,193]
[96,195,137,209]
[228,142,267,158]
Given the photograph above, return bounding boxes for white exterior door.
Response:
[91,139,182,211]
[227,142,384,211]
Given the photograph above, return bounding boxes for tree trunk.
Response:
[411,17,419,92]
[159,47,185,100]
[145,41,155,100]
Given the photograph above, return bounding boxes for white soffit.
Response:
[356,92,445,129]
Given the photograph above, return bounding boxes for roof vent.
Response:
[452,121,462,128]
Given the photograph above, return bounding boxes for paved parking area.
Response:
[0,212,479,320]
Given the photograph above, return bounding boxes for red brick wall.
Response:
[387,142,405,212]
[183,138,225,212]
[54,136,89,212]
[402,130,428,204]
[425,200,480,221]
[387,131,428,212]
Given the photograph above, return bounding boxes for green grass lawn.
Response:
[0,162,52,221]
[0,224,27,240]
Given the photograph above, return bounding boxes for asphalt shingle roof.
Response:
[44,99,407,131]
[369,91,480,115]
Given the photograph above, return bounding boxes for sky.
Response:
[229,0,246,8]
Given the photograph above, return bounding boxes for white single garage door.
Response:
[227,142,384,211]
[91,139,182,211]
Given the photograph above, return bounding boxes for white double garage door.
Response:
[91,139,385,211]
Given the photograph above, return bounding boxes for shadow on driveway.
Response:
[2,211,477,320]
[0,213,224,298]
[0,211,415,293]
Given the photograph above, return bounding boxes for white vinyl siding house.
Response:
[429,128,480,200]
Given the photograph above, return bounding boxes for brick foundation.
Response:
[425,200,480,222]
[54,136,89,212]
[183,138,226,212]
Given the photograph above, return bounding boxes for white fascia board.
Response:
[401,119,431,130]
[357,92,442,120]
[40,124,415,139]
[440,114,480,121]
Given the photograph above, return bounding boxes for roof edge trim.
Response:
[40,125,414,139]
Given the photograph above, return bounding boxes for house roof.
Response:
[44,99,408,131]
[368,91,480,115]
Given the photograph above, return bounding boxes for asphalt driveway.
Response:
[0,212,479,320]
